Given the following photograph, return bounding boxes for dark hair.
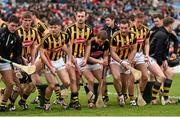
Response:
[76,8,86,14]
[32,10,40,19]
[153,14,164,20]
[105,14,115,20]
[22,11,32,19]
[49,18,61,26]
[120,19,129,25]
[163,17,175,27]
[8,15,19,24]
[129,14,135,21]
[97,30,108,41]
[135,13,144,19]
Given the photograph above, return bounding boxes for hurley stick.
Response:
[0,56,36,75]
[96,65,106,108]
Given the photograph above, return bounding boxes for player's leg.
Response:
[135,63,149,95]
[0,67,14,111]
[148,57,166,104]
[82,68,96,108]
[68,66,81,109]
[90,65,103,96]
[134,52,149,95]
[31,59,44,104]
[56,68,70,109]
[161,65,174,103]
[43,71,56,110]
[110,62,125,107]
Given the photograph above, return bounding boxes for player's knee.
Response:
[34,79,41,85]
[168,71,174,79]
[70,77,76,84]
[103,79,106,85]
[6,81,14,88]
[29,83,36,91]
[49,83,56,89]
[64,80,70,88]
[113,74,120,81]
[87,78,94,85]
[7,84,14,89]
[156,76,165,83]
[141,72,149,81]
[141,76,148,82]
[128,76,135,84]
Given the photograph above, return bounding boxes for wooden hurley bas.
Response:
[0,56,36,75]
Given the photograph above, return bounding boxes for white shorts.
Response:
[52,57,66,70]
[76,57,87,72]
[88,63,102,71]
[0,63,12,71]
[110,58,131,74]
[134,52,145,65]
[45,57,66,73]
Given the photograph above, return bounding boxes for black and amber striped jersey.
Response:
[42,32,68,61]
[66,23,94,58]
[0,19,7,28]
[130,25,150,52]
[111,31,136,60]
[33,19,48,41]
[16,26,40,59]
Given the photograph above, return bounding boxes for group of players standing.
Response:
[0,8,177,112]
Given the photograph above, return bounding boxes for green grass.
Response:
[0,74,180,116]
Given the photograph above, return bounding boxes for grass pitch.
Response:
[0,74,180,116]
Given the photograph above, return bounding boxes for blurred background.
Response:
[0,0,180,60]
[0,0,179,29]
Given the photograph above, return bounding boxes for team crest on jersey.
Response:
[92,45,96,48]
[74,38,86,44]
[129,38,133,42]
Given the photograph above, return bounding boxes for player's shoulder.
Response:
[0,27,7,37]
[66,23,76,29]
[142,25,150,31]
[16,26,22,31]
[60,31,67,35]
[30,27,38,32]
[0,27,6,32]
[130,24,136,29]
[60,31,68,39]
[85,24,93,30]
[0,19,7,24]
[91,37,96,43]
[38,20,47,28]
[43,33,51,39]
[37,19,43,24]
[154,28,167,37]
[129,30,136,35]
[112,31,120,38]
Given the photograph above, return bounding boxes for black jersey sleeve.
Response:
[11,34,23,64]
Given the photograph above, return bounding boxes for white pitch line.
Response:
[107,92,180,99]
[108,92,117,95]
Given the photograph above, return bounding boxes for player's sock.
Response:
[163,79,172,100]
[152,81,161,100]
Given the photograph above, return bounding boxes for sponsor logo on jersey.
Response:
[74,38,86,44]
